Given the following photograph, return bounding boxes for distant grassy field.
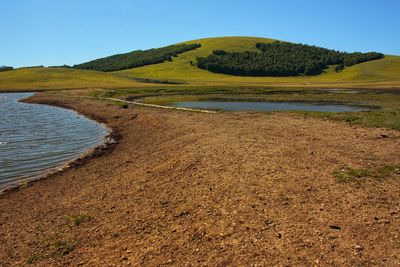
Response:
[116,36,400,88]
[0,67,149,91]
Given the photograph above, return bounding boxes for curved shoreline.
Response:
[0,93,118,195]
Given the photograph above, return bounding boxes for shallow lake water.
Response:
[0,93,108,189]
[169,100,372,112]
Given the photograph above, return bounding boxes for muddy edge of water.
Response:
[0,94,119,195]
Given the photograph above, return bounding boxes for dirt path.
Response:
[1,94,400,266]
[105,97,217,113]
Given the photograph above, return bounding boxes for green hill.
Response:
[116,36,400,88]
[2,37,399,91]
[0,67,148,91]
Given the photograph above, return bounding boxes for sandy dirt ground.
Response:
[1,94,400,266]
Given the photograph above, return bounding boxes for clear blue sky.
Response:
[1,0,399,67]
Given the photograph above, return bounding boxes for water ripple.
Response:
[0,93,108,189]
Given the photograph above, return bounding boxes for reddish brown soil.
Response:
[1,94,400,266]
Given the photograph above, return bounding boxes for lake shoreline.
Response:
[1,92,400,265]
[0,94,117,195]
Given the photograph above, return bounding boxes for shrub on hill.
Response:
[49,65,72,68]
[73,43,201,72]
[19,66,44,69]
[196,41,383,76]
[0,66,14,72]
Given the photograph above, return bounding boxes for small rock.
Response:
[174,210,190,218]
[355,245,363,251]
[264,220,275,228]
[329,225,341,230]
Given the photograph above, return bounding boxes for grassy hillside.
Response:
[73,43,201,72]
[116,36,400,88]
[1,37,399,91]
[0,67,149,91]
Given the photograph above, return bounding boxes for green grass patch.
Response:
[27,254,41,264]
[106,99,131,108]
[53,239,75,255]
[299,109,400,131]
[334,164,400,182]
[27,236,75,264]
[87,89,117,98]
[70,213,91,226]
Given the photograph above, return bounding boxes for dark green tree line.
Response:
[0,66,14,72]
[74,43,201,72]
[196,42,383,76]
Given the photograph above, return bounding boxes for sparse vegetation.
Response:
[53,239,75,255]
[71,213,90,226]
[304,109,400,131]
[97,89,117,98]
[27,254,41,264]
[333,164,400,182]
[26,236,75,264]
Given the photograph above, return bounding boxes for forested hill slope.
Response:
[73,43,201,72]
[197,42,383,76]
[115,36,400,87]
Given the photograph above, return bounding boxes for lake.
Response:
[0,93,108,190]
[168,100,372,112]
